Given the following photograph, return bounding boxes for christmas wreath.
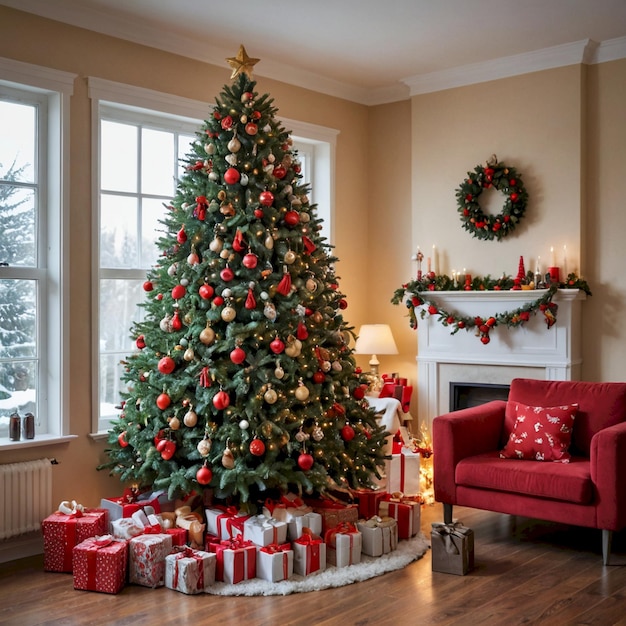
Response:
[456,156,528,241]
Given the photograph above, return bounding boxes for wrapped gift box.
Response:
[357,517,398,556]
[72,535,127,594]
[100,496,158,524]
[351,489,388,520]
[303,498,358,534]
[167,527,188,547]
[205,506,249,541]
[42,507,109,572]
[431,522,474,575]
[110,517,143,541]
[379,496,420,540]
[325,523,362,568]
[164,547,216,594]
[292,529,326,576]
[386,448,421,496]
[243,514,288,547]
[262,495,322,541]
[129,533,173,588]
[256,543,294,582]
[211,538,256,584]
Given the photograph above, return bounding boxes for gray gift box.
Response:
[431,521,474,575]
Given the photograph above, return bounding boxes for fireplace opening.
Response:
[450,382,510,412]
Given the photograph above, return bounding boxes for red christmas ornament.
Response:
[160,440,176,460]
[270,337,285,354]
[480,334,491,345]
[245,288,256,310]
[213,295,224,307]
[249,438,265,456]
[232,229,246,252]
[213,390,230,410]
[220,115,233,129]
[341,424,356,441]
[296,321,309,340]
[136,335,146,349]
[302,236,316,254]
[230,346,246,364]
[259,190,274,207]
[313,370,325,384]
[245,122,258,135]
[243,252,258,269]
[177,227,187,244]
[156,438,168,453]
[196,465,213,485]
[199,283,214,300]
[224,167,240,185]
[298,453,314,471]
[172,284,186,299]
[154,429,165,446]
[353,386,365,400]
[158,356,175,375]
[118,431,129,448]
[254,208,264,218]
[221,266,234,282]
[284,210,300,226]
[338,299,348,310]
[276,271,292,296]
[171,310,182,331]
[273,165,287,179]
[156,393,171,410]
[143,281,154,292]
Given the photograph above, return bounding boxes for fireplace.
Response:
[449,382,510,411]
[415,289,585,427]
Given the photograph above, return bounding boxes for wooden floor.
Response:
[2,504,626,626]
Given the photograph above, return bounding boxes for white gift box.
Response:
[286,511,323,541]
[243,514,288,547]
[357,518,398,557]
[255,545,293,582]
[205,506,249,541]
[292,534,326,576]
[164,548,216,594]
[213,542,257,584]
[386,448,421,496]
[326,529,362,568]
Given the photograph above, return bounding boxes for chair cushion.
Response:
[500,402,578,462]
[456,452,593,504]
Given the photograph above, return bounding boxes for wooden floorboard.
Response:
[1,504,626,626]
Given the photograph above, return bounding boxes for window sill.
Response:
[0,434,78,451]
[89,432,110,442]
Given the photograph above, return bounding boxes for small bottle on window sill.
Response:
[9,412,21,441]
[24,412,35,439]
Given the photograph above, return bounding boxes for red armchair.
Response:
[433,378,626,564]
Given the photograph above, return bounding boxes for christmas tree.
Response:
[100,47,388,508]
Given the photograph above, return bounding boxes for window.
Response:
[90,80,336,434]
[0,57,74,445]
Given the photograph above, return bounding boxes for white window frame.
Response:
[88,79,337,436]
[0,57,75,449]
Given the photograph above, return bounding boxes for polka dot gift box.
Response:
[73,535,127,594]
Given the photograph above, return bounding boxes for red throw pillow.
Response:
[500,402,578,462]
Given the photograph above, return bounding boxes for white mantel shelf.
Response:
[415,289,585,424]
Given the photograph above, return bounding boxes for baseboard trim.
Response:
[0,532,43,564]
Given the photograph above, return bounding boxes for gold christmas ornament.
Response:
[183,409,198,427]
[199,324,216,345]
[264,386,278,404]
[222,447,235,469]
[196,437,212,456]
[183,347,195,361]
[295,382,310,402]
[169,416,180,430]
[221,306,236,322]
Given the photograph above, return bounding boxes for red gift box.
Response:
[292,528,326,576]
[350,489,388,520]
[167,527,187,547]
[379,495,420,540]
[42,508,109,572]
[212,537,256,584]
[379,382,412,413]
[72,535,127,594]
[303,497,358,533]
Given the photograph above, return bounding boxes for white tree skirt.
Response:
[205,533,430,596]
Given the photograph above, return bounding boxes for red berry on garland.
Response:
[230,346,246,364]
[136,335,146,349]
[143,280,154,292]
[446,316,455,325]
[118,431,129,448]
[341,424,356,441]
[213,390,230,410]
[510,179,517,186]
[249,438,265,456]
[510,192,519,202]
[486,317,497,327]
[298,453,314,471]
[196,465,213,485]
[428,305,438,315]
[156,393,171,410]
[520,311,531,322]
[158,356,175,375]
[458,321,466,329]
[480,334,491,345]
[479,324,490,334]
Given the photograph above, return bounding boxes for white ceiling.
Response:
[3,0,626,104]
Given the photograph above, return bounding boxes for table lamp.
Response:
[354,324,399,391]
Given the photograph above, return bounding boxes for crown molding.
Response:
[402,40,598,96]
[593,36,626,64]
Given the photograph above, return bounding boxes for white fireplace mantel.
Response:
[415,289,585,426]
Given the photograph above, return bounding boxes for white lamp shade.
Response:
[354,324,399,356]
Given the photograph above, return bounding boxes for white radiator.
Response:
[0,458,53,540]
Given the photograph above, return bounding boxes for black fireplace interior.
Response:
[450,382,510,412]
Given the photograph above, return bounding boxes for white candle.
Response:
[563,245,567,277]
[432,244,437,275]
[550,246,555,267]
[535,255,541,274]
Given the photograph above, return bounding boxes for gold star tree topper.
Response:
[226,45,260,79]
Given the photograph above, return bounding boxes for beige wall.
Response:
[1,5,625,515]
